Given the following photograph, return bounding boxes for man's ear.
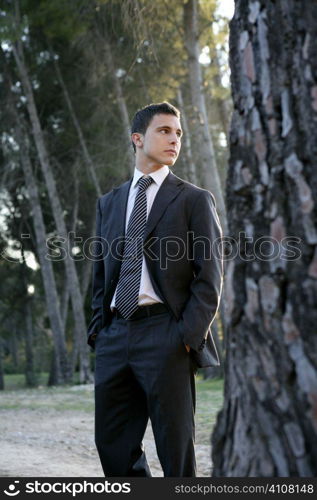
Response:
[131,132,143,149]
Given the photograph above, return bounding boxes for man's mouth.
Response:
[165,150,177,155]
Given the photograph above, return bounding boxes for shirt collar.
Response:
[131,165,170,189]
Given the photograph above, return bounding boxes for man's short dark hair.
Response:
[131,101,180,152]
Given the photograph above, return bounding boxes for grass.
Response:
[3,373,50,390]
[195,376,224,444]
[1,373,224,445]
[2,372,84,391]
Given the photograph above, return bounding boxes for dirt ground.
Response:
[0,384,214,477]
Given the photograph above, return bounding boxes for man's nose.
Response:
[169,134,178,144]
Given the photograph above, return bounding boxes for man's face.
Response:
[134,113,182,167]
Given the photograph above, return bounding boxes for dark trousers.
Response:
[94,311,196,477]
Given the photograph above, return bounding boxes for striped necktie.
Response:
[115,175,154,319]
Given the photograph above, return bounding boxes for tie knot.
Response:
[138,175,153,192]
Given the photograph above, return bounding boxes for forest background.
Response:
[0,0,232,386]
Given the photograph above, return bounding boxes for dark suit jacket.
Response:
[87,171,223,368]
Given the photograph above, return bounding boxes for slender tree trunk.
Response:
[12,32,92,383]
[66,172,80,378]
[60,171,79,335]
[3,42,69,384]
[212,0,317,476]
[20,252,37,387]
[10,332,19,371]
[51,49,102,197]
[212,48,230,144]
[104,36,135,175]
[17,128,70,385]
[0,342,4,390]
[24,297,37,387]
[81,248,94,301]
[48,351,60,387]
[177,88,198,184]
[60,277,70,330]
[183,0,227,232]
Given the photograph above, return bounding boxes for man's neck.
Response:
[135,163,166,175]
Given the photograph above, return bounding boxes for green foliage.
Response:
[23,0,90,41]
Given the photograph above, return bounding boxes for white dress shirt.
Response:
[110,165,170,309]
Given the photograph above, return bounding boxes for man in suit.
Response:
[87,101,223,477]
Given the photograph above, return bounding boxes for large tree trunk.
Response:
[212,0,317,476]
[12,24,92,383]
[183,0,227,232]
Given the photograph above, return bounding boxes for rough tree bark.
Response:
[183,0,227,232]
[212,0,317,476]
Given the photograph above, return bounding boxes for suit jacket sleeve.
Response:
[177,190,223,352]
[87,197,104,348]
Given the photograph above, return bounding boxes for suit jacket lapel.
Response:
[101,178,131,293]
[110,178,132,238]
[103,172,184,243]
[144,172,184,240]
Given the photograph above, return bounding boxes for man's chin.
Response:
[164,158,177,166]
